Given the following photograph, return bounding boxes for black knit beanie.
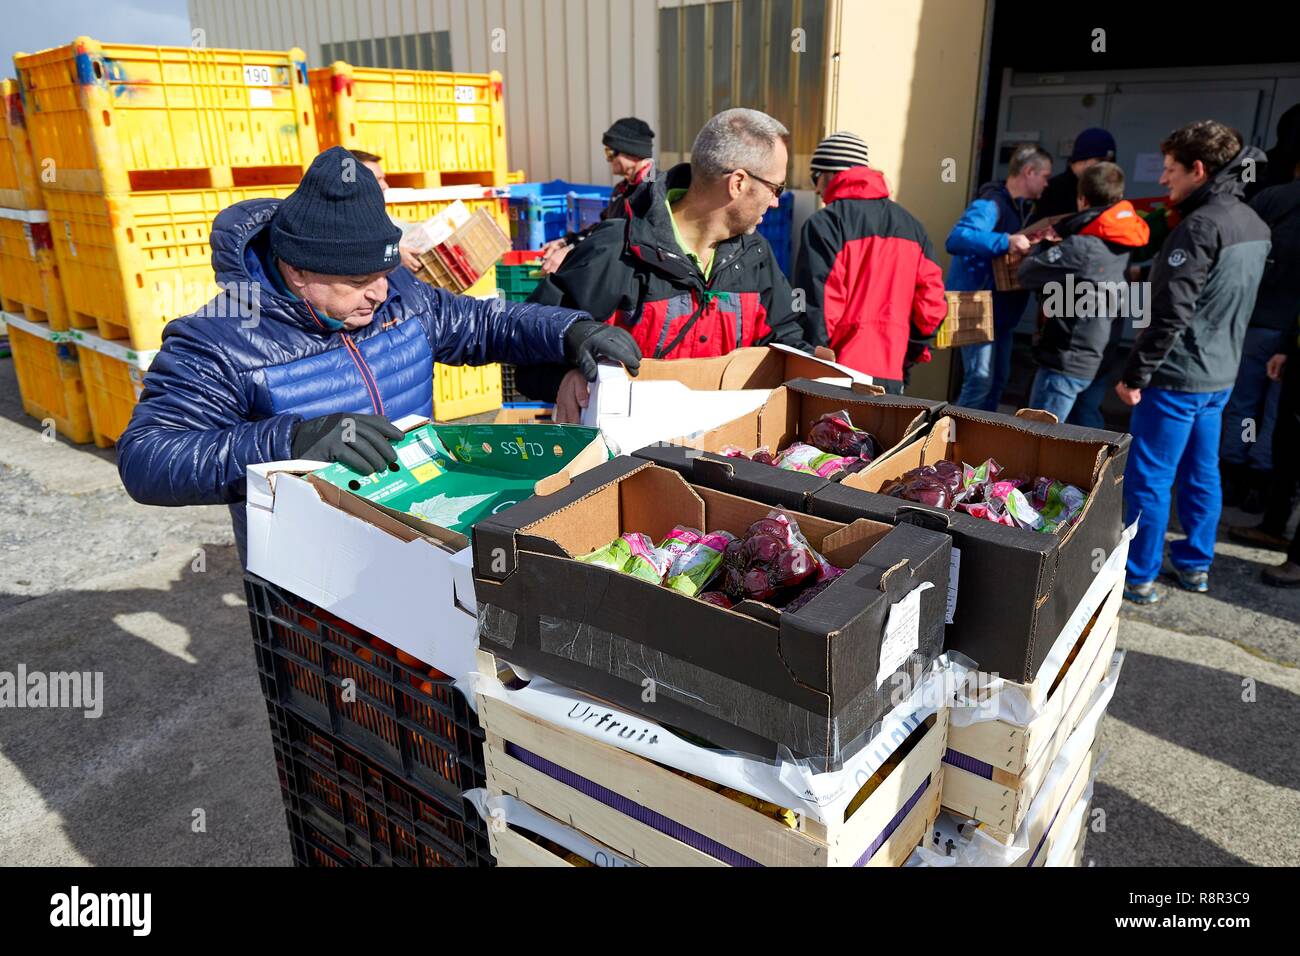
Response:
[603,117,655,160]
[270,146,403,275]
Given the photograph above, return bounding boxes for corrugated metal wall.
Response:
[187,0,659,184]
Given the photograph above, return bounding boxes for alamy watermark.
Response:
[0,665,103,718]
[1040,273,1151,328]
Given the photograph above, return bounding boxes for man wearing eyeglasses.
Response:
[539,117,657,275]
[519,108,809,423]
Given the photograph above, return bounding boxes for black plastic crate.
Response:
[501,363,523,404]
[244,573,485,803]
[270,702,492,868]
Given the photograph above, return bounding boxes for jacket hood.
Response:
[211,199,326,334]
[1074,200,1151,248]
[1176,145,1268,214]
[822,166,890,203]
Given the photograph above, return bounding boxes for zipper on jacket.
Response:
[343,335,385,416]
[306,301,385,415]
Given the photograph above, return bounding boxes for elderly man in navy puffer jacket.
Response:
[118,147,640,564]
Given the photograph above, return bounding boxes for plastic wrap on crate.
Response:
[465,789,641,866]
[908,651,1122,867]
[468,644,962,828]
[948,526,1132,729]
[1044,785,1094,867]
[475,575,946,766]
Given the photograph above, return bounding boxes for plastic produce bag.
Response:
[806,410,882,461]
[773,442,864,478]
[719,511,839,606]
[665,530,736,596]
[621,533,673,584]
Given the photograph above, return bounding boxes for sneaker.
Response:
[1262,561,1300,588]
[1124,581,1160,605]
[1168,567,1209,593]
[1229,524,1290,551]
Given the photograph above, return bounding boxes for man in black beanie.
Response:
[540,117,656,273]
[118,146,640,564]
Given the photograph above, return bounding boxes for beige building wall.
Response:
[188,0,660,185]
[825,0,991,397]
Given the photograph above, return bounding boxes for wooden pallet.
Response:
[476,650,947,867]
[940,583,1120,842]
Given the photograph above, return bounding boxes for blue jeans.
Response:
[956,333,1015,411]
[1029,369,1094,424]
[1067,374,1113,429]
[1220,326,1288,471]
[1124,387,1232,585]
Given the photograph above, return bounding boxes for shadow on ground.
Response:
[0,543,290,866]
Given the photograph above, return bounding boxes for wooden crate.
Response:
[476,650,946,867]
[489,825,578,867]
[991,252,1024,291]
[935,291,994,349]
[947,577,1122,780]
[940,580,1120,841]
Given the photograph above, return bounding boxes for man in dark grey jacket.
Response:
[1018,162,1149,424]
[1220,170,1300,507]
[1117,122,1271,604]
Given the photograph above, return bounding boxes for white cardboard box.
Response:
[582,344,873,454]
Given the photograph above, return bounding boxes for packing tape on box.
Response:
[475,594,944,764]
[464,789,643,867]
[908,650,1122,867]
[467,653,960,827]
[949,524,1134,729]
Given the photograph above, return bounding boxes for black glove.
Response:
[290,413,404,475]
[563,320,642,381]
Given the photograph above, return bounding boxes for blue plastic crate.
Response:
[756,191,794,275]
[507,180,612,250]
[567,193,611,234]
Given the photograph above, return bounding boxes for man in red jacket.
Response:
[793,132,947,393]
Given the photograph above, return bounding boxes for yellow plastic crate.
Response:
[1,79,45,209]
[15,37,317,193]
[5,312,92,443]
[44,184,294,349]
[68,328,156,447]
[309,63,507,188]
[0,211,68,328]
[433,361,502,420]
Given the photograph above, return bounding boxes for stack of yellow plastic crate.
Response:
[9,37,317,442]
[311,61,512,417]
[0,75,91,440]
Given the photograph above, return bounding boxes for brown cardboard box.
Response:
[472,458,952,768]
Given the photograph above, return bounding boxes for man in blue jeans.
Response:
[1117,122,1271,604]
[1019,162,1149,423]
[946,144,1052,410]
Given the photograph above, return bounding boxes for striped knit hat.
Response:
[810,132,870,173]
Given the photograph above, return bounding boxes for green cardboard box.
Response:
[312,421,611,540]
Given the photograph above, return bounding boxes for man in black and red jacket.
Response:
[518,108,809,421]
[793,132,947,393]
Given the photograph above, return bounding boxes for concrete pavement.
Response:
[0,356,1295,866]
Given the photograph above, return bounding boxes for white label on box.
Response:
[454,84,477,103]
[396,439,434,470]
[243,65,273,86]
[457,105,477,124]
[946,547,961,625]
[878,582,934,688]
[248,88,273,108]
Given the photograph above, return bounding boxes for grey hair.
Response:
[1008,143,1052,177]
[690,108,790,181]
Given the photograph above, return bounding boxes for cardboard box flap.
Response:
[473,457,651,580]
[305,474,469,551]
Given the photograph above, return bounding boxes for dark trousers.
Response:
[1266,351,1300,563]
